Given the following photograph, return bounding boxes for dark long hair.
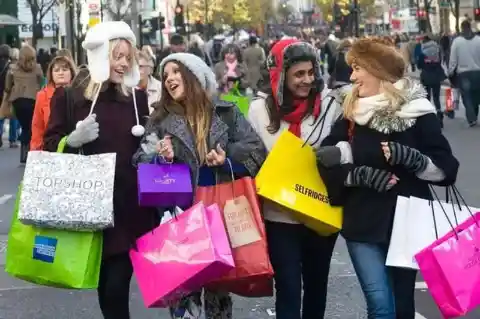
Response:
[151,61,212,163]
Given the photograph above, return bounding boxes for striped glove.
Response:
[347,166,397,192]
[386,142,428,173]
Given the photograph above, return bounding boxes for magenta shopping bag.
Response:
[137,162,193,208]
[130,202,235,308]
[415,211,480,318]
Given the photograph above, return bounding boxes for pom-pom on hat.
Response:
[346,37,406,83]
[82,21,140,87]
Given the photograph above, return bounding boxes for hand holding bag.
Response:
[256,98,342,235]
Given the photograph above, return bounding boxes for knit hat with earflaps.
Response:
[82,21,140,87]
[346,37,406,83]
[266,39,323,106]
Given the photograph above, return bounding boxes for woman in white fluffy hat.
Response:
[133,53,267,318]
[43,21,158,318]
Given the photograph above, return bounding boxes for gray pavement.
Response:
[1,108,480,318]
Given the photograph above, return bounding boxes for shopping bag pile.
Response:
[137,162,193,208]
[130,202,235,308]
[195,175,274,297]
[386,196,479,269]
[387,187,480,318]
[6,137,103,289]
[256,130,343,235]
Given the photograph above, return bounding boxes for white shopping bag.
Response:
[19,150,116,231]
[161,207,184,225]
[385,196,411,268]
[386,195,478,270]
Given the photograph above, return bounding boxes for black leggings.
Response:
[97,253,133,319]
[12,98,35,145]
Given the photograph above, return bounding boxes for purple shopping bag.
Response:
[415,210,480,318]
[137,163,193,208]
[130,202,235,308]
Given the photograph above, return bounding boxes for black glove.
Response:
[347,166,396,192]
[316,146,342,168]
[386,142,428,173]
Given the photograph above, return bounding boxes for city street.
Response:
[0,93,479,318]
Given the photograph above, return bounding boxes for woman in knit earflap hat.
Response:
[43,21,160,319]
[316,37,459,318]
[247,39,343,319]
[133,52,267,319]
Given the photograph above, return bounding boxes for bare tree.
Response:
[104,0,132,21]
[26,0,56,48]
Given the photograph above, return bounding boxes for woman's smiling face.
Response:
[163,62,185,101]
[109,39,133,84]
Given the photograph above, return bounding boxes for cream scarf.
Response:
[352,80,436,125]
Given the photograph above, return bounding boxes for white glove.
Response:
[140,132,161,155]
[66,114,99,148]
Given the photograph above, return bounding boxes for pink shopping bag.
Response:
[130,202,235,308]
[415,211,480,318]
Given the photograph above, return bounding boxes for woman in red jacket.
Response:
[30,54,76,150]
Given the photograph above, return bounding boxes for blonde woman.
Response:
[3,45,43,162]
[137,50,161,112]
[43,21,158,319]
[316,38,458,318]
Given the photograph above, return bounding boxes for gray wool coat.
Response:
[133,99,267,188]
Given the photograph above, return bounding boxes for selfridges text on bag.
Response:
[256,99,342,235]
[18,138,116,231]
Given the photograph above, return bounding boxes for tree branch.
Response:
[38,0,56,20]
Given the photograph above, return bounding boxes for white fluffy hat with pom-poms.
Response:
[82,21,140,87]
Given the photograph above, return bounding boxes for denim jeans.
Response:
[347,241,417,319]
[457,71,480,124]
[266,221,338,319]
[0,118,19,143]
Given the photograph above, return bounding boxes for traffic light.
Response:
[159,15,166,30]
[417,9,426,19]
[475,8,480,21]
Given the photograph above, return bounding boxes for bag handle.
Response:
[446,185,478,227]
[302,96,336,148]
[429,185,461,240]
[213,158,236,198]
[57,136,68,153]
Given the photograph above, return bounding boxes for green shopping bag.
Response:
[5,137,103,289]
[220,82,250,116]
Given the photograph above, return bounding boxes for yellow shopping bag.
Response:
[256,130,342,235]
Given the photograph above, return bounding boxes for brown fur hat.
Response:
[346,37,406,83]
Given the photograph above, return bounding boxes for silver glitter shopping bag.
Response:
[18,141,116,231]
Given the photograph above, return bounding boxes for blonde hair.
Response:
[343,80,407,120]
[84,39,135,100]
[137,50,154,68]
[17,45,36,72]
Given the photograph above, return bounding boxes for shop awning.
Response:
[0,14,26,26]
